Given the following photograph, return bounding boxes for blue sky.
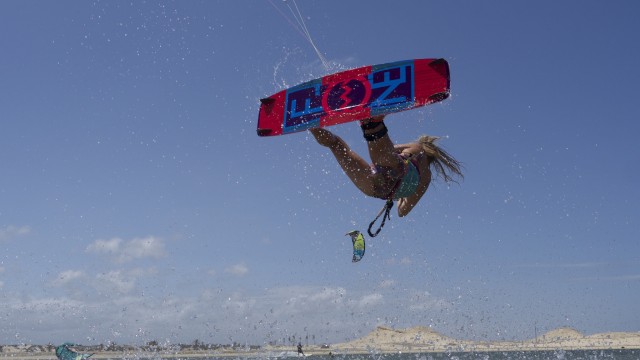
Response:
[1,0,639,347]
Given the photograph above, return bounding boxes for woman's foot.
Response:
[360,115,387,141]
[360,115,386,125]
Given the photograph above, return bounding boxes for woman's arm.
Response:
[397,182,428,216]
[397,168,431,217]
[394,142,424,155]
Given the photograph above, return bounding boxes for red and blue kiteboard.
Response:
[257,58,450,137]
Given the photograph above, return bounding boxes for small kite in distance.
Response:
[346,230,366,262]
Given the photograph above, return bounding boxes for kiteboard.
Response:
[257,58,450,137]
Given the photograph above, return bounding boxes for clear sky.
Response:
[1,0,639,347]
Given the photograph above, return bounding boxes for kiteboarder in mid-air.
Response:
[310,115,463,234]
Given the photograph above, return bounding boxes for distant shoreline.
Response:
[3,326,640,358]
[1,346,640,360]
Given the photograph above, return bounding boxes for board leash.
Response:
[367,199,393,237]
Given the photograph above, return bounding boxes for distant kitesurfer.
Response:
[310,115,463,234]
[55,343,93,360]
[297,342,305,356]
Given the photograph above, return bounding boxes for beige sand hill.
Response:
[330,326,640,353]
[332,326,466,352]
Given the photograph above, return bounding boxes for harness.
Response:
[367,154,421,237]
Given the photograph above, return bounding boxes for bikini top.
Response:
[390,154,421,200]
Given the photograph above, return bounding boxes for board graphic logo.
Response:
[322,76,372,112]
[369,62,414,112]
[283,62,415,133]
[285,82,324,130]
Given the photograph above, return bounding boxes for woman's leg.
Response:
[361,116,403,170]
[309,128,375,196]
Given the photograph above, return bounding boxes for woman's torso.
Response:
[372,148,430,199]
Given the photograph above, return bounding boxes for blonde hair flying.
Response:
[417,135,464,183]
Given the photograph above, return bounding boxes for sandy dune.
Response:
[329,326,640,353]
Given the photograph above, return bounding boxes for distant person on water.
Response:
[309,115,463,218]
[297,342,305,356]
